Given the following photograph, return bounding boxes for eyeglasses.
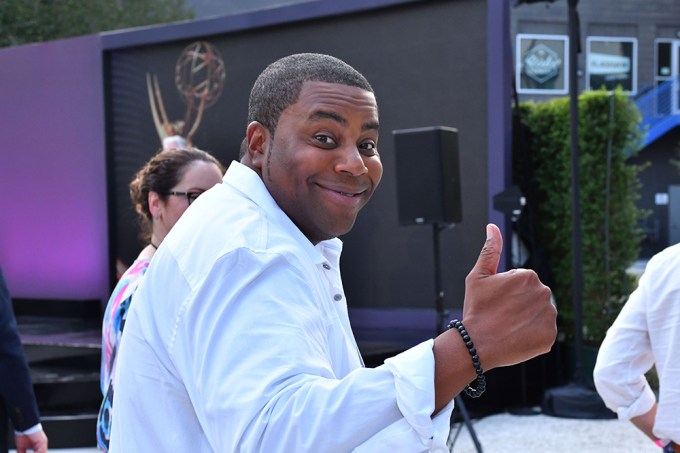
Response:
[164,191,204,205]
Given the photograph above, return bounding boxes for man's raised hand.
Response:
[461,224,557,371]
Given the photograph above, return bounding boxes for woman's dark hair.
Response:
[247,53,375,137]
[129,147,224,241]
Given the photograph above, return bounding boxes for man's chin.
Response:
[331,220,358,239]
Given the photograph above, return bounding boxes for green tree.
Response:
[0,0,194,48]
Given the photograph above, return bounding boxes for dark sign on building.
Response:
[516,33,568,94]
[586,37,637,93]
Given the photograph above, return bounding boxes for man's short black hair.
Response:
[247,53,375,137]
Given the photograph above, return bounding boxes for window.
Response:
[516,34,569,95]
[655,39,673,86]
[586,37,637,94]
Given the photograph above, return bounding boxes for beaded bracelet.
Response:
[448,319,486,398]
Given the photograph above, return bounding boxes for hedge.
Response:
[513,89,648,346]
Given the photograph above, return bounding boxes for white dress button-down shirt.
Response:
[109,162,454,452]
[594,242,680,445]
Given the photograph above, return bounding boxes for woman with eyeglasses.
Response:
[97,147,224,451]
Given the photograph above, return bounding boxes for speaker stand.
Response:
[432,223,483,453]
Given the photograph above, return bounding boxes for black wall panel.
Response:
[106,0,489,313]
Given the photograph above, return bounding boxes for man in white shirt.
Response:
[109,53,557,452]
[594,243,680,452]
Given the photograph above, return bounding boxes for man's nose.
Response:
[335,145,367,176]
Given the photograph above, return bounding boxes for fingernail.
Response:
[486,224,492,240]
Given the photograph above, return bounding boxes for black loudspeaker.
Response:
[393,126,462,225]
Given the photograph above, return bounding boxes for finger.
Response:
[469,223,502,278]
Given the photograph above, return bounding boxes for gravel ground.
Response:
[448,411,660,453]
[13,410,659,452]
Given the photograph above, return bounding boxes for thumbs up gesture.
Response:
[461,224,557,371]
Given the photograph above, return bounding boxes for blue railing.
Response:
[634,75,680,147]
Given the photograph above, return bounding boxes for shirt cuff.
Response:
[615,384,656,421]
[15,422,42,436]
[383,339,453,451]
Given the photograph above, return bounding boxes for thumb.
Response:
[470,223,503,278]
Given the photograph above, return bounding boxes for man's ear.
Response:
[245,121,269,170]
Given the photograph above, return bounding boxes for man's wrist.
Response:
[15,422,42,436]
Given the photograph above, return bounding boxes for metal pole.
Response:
[433,223,483,452]
[433,224,445,335]
[568,0,585,384]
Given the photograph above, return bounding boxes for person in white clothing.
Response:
[109,53,557,452]
[594,243,680,452]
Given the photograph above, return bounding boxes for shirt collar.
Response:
[223,161,343,266]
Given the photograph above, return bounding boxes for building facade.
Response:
[512,0,680,257]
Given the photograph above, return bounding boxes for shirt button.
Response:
[322,263,330,270]
[333,294,343,301]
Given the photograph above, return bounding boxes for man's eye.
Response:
[359,142,378,155]
[315,135,336,145]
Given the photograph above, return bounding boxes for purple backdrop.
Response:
[0,35,110,304]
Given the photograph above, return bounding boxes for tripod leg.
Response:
[452,395,483,452]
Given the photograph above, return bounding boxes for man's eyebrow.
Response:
[308,110,346,125]
[363,120,379,132]
[308,110,379,132]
